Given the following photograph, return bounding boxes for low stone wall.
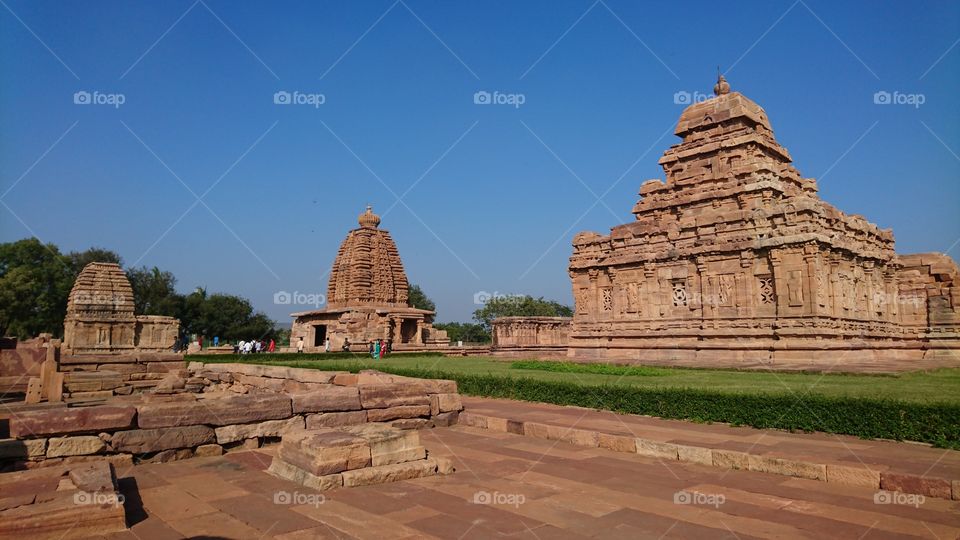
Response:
[490,316,571,356]
[0,363,462,471]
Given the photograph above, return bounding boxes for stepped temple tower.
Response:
[291,206,449,352]
[63,262,180,354]
[565,76,960,368]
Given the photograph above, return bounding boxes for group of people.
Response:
[235,339,275,354]
[369,338,391,359]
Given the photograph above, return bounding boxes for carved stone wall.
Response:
[565,77,960,369]
[491,317,571,355]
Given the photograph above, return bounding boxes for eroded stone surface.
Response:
[10,406,136,438]
[110,425,215,454]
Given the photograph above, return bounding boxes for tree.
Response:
[407,284,436,312]
[0,239,74,338]
[472,295,573,331]
[184,292,275,342]
[67,247,122,275]
[126,266,182,316]
[433,322,490,343]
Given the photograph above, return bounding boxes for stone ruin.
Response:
[0,362,462,537]
[291,206,449,352]
[491,316,571,356]
[563,76,960,368]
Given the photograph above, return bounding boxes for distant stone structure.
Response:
[562,76,960,368]
[63,262,179,355]
[291,206,449,352]
[491,317,570,356]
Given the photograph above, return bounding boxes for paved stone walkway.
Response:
[461,397,960,482]
[88,424,959,539]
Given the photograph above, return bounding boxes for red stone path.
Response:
[461,397,960,493]
[83,424,959,539]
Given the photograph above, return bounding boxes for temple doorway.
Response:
[313,325,327,348]
[400,319,417,343]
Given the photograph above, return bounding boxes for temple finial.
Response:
[713,69,730,96]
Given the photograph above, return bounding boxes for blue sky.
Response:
[2,0,958,324]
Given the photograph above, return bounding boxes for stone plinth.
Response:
[267,423,438,492]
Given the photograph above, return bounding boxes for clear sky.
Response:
[2,0,958,324]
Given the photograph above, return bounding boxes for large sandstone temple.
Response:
[564,76,960,368]
[291,206,449,352]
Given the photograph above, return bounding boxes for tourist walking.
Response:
[373,339,381,360]
[268,339,275,353]
[297,337,304,353]
[324,337,330,353]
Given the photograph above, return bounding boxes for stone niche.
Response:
[62,263,179,355]
[291,206,449,352]
[565,76,960,370]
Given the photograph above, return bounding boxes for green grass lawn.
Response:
[190,353,960,405]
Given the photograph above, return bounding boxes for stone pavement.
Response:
[85,424,958,539]
[461,396,960,498]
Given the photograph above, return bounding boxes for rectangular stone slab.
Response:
[136,394,291,428]
[110,425,215,453]
[214,417,305,444]
[278,430,371,475]
[342,423,425,466]
[358,384,431,409]
[9,406,136,438]
[291,386,362,413]
[267,458,343,491]
[366,405,431,422]
[341,458,438,487]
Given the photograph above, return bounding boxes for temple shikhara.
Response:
[291,206,449,352]
[561,76,960,368]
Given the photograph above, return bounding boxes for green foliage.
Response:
[407,284,436,312]
[434,322,490,343]
[0,238,277,342]
[126,266,181,316]
[0,239,74,338]
[473,295,573,330]
[67,247,122,274]
[511,360,668,377]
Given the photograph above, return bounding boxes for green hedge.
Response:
[186,359,960,449]
[510,360,669,377]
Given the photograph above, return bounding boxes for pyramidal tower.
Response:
[566,76,960,368]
